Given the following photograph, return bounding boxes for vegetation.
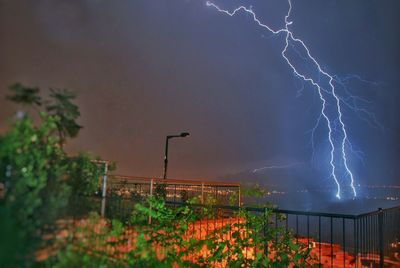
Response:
[0,83,311,267]
[6,83,82,147]
[0,84,100,267]
[46,198,312,267]
[227,183,273,208]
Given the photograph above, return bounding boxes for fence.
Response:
[259,205,400,267]
[107,174,240,202]
[72,171,400,267]
[100,196,400,267]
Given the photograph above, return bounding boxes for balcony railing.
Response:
[106,174,241,205]
[98,195,400,267]
[69,173,400,267]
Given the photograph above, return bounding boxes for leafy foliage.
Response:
[7,83,42,106]
[0,206,26,267]
[47,213,125,268]
[67,153,102,197]
[229,183,273,208]
[154,183,167,199]
[48,198,312,267]
[46,89,82,144]
[127,198,202,267]
[1,83,312,267]
[0,84,102,266]
[0,115,70,265]
[7,84,82,146]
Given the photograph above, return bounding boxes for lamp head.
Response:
[180,132,190,137]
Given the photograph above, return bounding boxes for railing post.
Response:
[100,163,108,217]
[201,183,204,204]
[263,208,268,257]
[148,179,154,224]
[150,178,154,197]
[378,208,384,267]
[354,219,358,268]
[238,186,241,207]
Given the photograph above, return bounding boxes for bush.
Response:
[47,198,312,267]
[0,84,103,266]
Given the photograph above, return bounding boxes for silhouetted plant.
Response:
[0,84,104,266]
[46,89,82,146]
[7,84,82,147]
[0,114,70,266]
[7,83,42,106]
[47,198,312,267]
[154,183,167,199]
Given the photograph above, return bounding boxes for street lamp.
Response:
[91,159,110,217]
[163,132,190,179]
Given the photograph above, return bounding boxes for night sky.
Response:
[1,0,399,191]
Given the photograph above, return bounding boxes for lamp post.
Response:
[163,132,190,180]
[91,159,110,217]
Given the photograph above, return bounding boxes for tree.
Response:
[0,115,70,266]
[0,84,102,266]
[7,84,82,147]
[46,89,82,146]
[7,83,42,107]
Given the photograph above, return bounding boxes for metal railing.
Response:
[99,196,400,267]
[65,192,400,267]
[106,174,241,205]
[264,206,400,267]
[93,174,241,219]
[69,171,400,267]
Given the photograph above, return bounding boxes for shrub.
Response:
[47,198,312,267]
[0,84,103,266]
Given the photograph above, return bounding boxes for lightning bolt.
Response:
[253,162,301,173]
[206,0,367,199]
